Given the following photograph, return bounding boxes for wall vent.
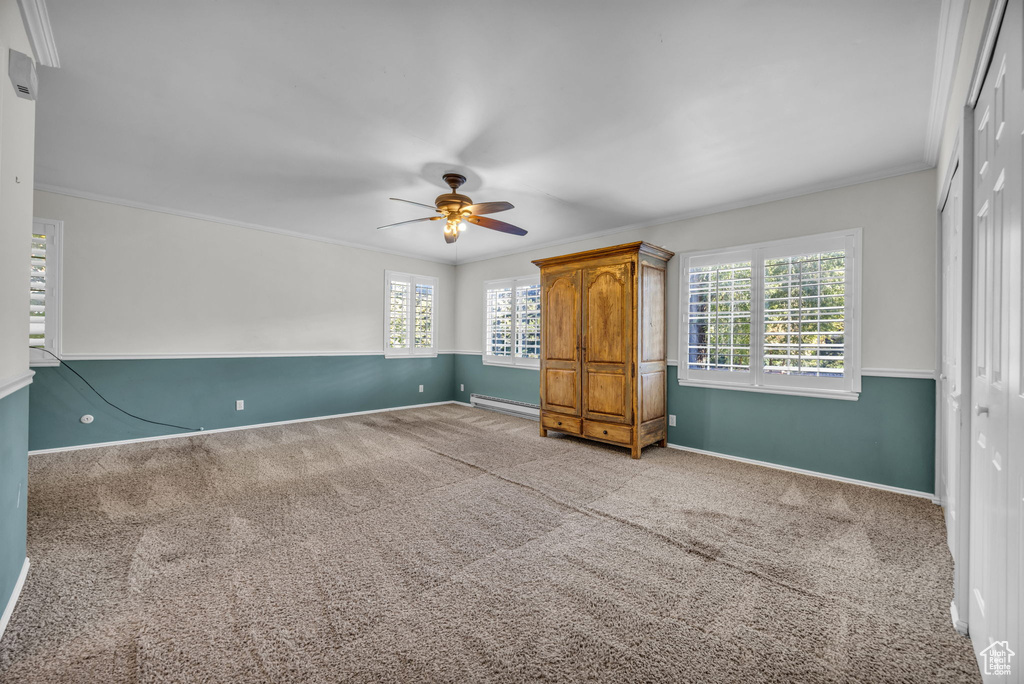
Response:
[469,394,540,420]
[8,49,37,101]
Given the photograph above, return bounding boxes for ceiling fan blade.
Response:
[376,216,440,230]
[464,201,514,215]
[389,197,438,211]
[466,215,527,236]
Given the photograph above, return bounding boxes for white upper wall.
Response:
[455,168,938,373]
[34,191,456,356]
[0,0,36,382]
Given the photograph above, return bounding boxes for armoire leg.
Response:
[658,438,667,447]
[540,427,548,438]
[631,443,641,459]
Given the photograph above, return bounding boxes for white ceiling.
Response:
[34,1,943,264]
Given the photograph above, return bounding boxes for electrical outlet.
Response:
[460,384,465,392]
[236,400,244,411]
[418,385,424,393]
[668,414,676,427]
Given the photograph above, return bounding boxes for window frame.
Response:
[482,275,541,369]
[383,270,438,358]
[29,218,64,368]
[677,229,862,400]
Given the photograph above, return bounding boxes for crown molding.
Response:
[924,0,968,165]
[39,161,932,270]
[17,0,60,67]
[453,161,934,265]
[34,184,456,265]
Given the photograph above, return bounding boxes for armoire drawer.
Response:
[583,420,632,445]
[542,413,581,435]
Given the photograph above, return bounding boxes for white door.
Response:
[969,0,1022,674]
[941,162,971,629]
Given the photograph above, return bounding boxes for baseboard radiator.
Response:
[469,394,540,420]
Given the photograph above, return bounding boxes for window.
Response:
[483,276,541,367]
[679,230,861,399]
[29,218,63,367]
[385,271,438,357]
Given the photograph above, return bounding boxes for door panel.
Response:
[586,371,627,418]
[586,267,630,364]
[969,0,1022,667]
[641,264,666,363]
[583,263,632,424]
[544,369,578,410]
[541,270,582,416]
[544,273,581,362]
[641,371,666,423]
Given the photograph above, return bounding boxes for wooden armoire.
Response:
[533,242,674,459]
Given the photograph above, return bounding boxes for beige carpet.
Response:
[0,404,979,682]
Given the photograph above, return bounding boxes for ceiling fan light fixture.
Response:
[380,173,527,242]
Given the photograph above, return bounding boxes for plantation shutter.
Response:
[483,276,540,367]
[683,250,753,384]
[763,250,846,378]
[30,232,47,349]
[514,281,541,359]
[385,271,437,357]
[485,282,514,357]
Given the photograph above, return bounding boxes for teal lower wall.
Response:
[452,354,935,493]
[30,353,936,493]
[29,355,455,451]
[453,354,541,406]
[1,387,29,615]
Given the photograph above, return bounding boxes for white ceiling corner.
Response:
[16,0,60,67]
[33,1,944,265]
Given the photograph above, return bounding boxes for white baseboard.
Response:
[665,443,936,500]
[0,558,29,643]
[29,401,464,455]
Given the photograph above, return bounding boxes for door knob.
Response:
[975,405,989,416]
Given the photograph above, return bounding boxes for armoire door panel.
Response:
[542,272,581,362]
[640,371,666,423]
[585,371,628,420]
[544,369,579,413]
[584,265,631,365]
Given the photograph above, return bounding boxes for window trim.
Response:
[383,270,438,358]
[29,218,64,368]
[677,228,862,400]
[482,274,541,369]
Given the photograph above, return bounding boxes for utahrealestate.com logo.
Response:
[979,641,1015,677]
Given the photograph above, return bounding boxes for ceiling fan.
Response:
[378,173,527,244]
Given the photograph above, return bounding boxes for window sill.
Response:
[384,352,438,359]
[676,379,859,401]
[482,357,540,370]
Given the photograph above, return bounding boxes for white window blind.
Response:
[763,251,846,378]
[385,271,437,357]
[679,230,860,399]
[687,257,752,375]
[484,276,540,367]
[30,218,63,367]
